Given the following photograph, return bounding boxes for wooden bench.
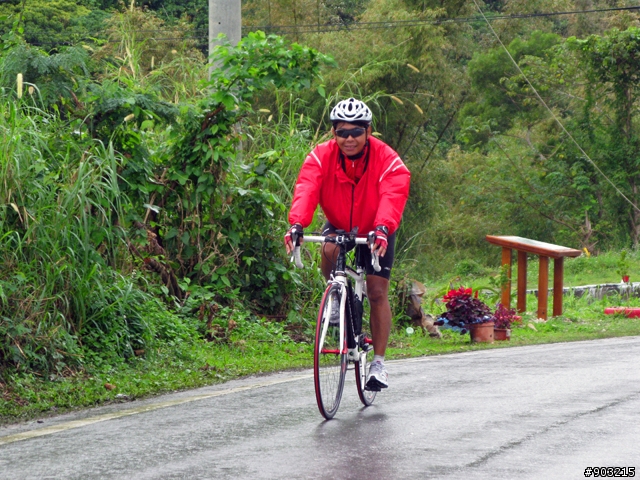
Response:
[485,236,582,320]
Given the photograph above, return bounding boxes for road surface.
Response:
[1,337,639,479]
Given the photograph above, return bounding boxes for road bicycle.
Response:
[292,228,380,419]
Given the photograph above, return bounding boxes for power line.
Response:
[34,4,639,40]
[22,4,640,46]
[240,4,640,35]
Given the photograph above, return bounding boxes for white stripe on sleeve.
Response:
[379,157,403,183]
[309,151,322,168]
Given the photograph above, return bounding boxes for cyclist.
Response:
[284,98,411,391]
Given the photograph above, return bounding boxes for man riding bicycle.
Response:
[284,98,411,391]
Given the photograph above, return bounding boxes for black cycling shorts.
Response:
[321,222,396,280]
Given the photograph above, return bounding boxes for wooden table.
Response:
[485,235,582,320]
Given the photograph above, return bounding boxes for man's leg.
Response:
[365,274,391,391]
[320,241,339,280]
[322,242,392,351]
[366,275,391,356]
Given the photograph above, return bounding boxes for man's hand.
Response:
[284,224,304,255]
[370,225,388,257]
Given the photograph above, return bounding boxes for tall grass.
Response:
[0,95,150,376]
[241,96,325,321]
[95,5,209,104]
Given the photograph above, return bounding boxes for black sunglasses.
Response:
[335,127,367,139]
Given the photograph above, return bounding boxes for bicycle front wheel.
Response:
[314,285,347,420]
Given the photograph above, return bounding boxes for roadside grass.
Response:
[389,295,640,358]
[526,250,640,287]
[0,339,314,423]
[3,289,640,425]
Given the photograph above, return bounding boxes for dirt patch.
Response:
[284,324,312,344]
[0,382,29,406]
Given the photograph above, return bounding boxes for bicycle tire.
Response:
[349,281,376,406]
[355,335,377,406]
[314,284,347,419]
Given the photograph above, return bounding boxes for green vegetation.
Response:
[4,290,640,422]
[437,250,640,290]
[2,1,640,423]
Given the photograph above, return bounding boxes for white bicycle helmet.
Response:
[330,98,372,124]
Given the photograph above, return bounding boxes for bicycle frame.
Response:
[315,258,366,361]
[293,229,381,418]
[293,230,378,361]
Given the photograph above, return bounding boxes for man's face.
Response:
[332,122,370,157]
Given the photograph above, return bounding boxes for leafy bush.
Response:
[491,303,517,330]
[454,259,489,277]
[121,32,334,313]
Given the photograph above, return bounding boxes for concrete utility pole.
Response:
[209,0,242,58]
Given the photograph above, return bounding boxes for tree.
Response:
[460,31,561,146]
[0,42,91,109]
[571,27,640,246]
[0,0,102,48]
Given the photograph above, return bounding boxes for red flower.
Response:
[441,285,493,328]
[443,286,473,302]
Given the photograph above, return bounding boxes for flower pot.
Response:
[494,327,511,341]
[468,322,494,343]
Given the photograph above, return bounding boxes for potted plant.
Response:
[617,250,630,283]
[492,303,518,341]
[435,286,494,342]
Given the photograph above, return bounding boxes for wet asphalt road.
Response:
[1,336,639,479]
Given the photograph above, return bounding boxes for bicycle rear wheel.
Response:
[314,285,347,419]
[355,335,377,406]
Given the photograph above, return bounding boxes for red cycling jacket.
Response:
[288,136,411,235]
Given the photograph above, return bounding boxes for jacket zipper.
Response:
[341,147,368,233]
[350,147,369,233]
[350,184,355,231]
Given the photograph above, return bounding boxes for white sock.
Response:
[373,355,385,364]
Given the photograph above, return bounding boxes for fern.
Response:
[1,43,90,107]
